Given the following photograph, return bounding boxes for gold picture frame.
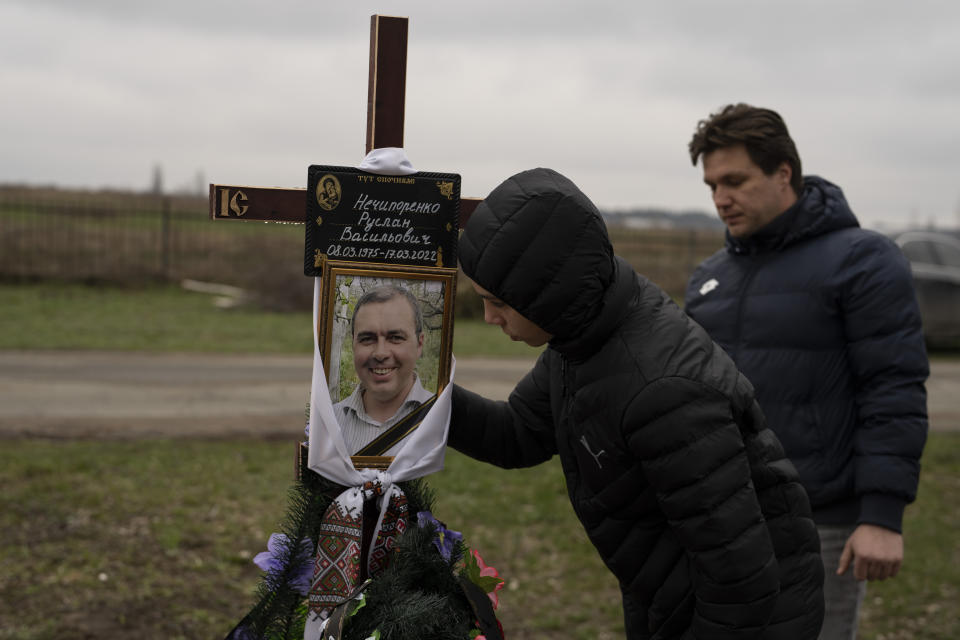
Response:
[316,260,458,469]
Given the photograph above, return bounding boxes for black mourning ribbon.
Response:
[457,575,505,640]
[353,393,439,456]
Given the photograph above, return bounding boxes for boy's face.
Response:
[471,281,552,347]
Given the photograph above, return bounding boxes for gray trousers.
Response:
[817,525,868,640]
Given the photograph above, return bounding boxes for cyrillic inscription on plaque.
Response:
[304,166,461,276]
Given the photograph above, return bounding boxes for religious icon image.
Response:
[318,260,456,456]
[315,173,342,211]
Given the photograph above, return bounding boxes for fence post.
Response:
[161,197,171,281]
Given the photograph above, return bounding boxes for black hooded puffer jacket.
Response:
[451,168,824,639]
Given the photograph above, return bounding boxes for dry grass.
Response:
[0,186,723,311]
[1,435,957,639]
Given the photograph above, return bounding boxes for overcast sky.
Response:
[2,0,958,230]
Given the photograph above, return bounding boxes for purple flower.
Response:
[416,511,463,562]
[253,533,315,596]
[225,623,257,640]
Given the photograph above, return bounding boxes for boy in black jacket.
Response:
[450,167,824,639]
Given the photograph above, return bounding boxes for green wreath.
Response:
[225,469,504,640]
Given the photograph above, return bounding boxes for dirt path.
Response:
[1,350,957,438]
[0,351,534,439]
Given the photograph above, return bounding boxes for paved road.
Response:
[0,350,957,438]
[0,351,534,439]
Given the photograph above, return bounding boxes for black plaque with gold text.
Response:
[304,166,460,276]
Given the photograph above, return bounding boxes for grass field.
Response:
[0,434,960,640]
[0,282,542,358]
[1,281,958,639]
[0,441,622,639]
[1,436,957,640]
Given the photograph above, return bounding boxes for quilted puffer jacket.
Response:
[685,176,928,533]
[450,168,823,639]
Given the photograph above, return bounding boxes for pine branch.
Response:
[241,474,342,639]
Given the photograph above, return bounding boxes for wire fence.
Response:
[0,187,313,309]
[612,226,724,299]
[0,186,723,310]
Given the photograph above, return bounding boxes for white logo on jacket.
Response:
[580,435,605,469]
[699,278,719,296]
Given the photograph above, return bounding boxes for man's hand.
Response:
[837,524,903,581]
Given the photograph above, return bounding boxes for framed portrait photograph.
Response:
[318,260,457,410]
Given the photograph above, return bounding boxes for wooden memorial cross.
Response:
[208,14,481,227]
[208,15,471,480]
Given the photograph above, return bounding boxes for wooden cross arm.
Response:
[209,17,484,229]
[209,184,482,226]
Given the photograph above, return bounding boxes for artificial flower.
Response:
[253,533,314,596]
[463,549,505,610]
[416,511,463,562]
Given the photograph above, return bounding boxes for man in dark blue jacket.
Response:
[684,103,929,640]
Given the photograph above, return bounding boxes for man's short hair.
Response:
[350,285,424,337]
[688,103,803,196]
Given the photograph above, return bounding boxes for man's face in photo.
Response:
[352,295,424,409]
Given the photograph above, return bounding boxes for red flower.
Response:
[470,549,505,610]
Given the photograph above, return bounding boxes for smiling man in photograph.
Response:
[684,103,929,640]
[335,284,433,455]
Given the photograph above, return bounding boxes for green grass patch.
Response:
[0,439,616,639]
[1,433,957,639]
[857,433,960,639]
[0,282,542,358]
[453,317,544,359]
[0,281,314,353]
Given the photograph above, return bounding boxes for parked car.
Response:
[892,231,960,347]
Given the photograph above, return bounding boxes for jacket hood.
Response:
[458,168,616,341]
[727,175,859,255]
